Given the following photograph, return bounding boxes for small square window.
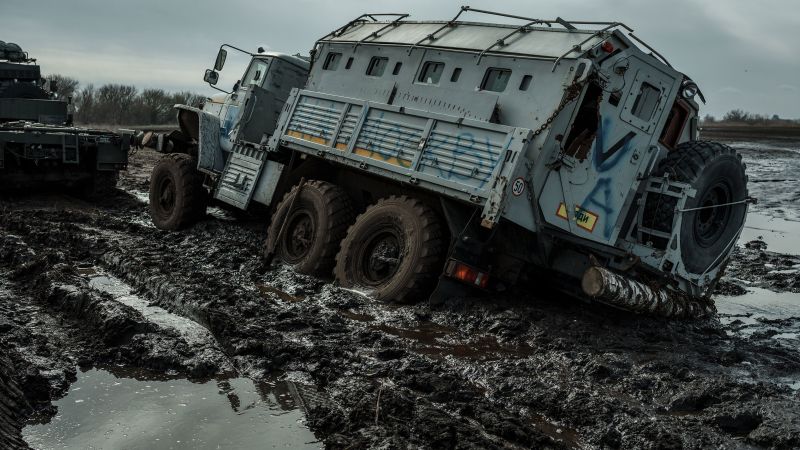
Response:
[417,61,444,84]
[632,82,661,121]
[345,57,354,70]
[519,74,532,91]
[366,57,388,77]
[392,62,402,75]
[481,68,512,92]
[450,67,462,82]
[323,52,342,71]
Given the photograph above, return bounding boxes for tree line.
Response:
[48,74,204,125]
[703,109,799,125]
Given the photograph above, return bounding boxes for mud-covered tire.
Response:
[644,140,748,274]
[149,153,207,230]
[265,180,355,276]
[334,196,445,303]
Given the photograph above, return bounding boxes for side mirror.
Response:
[214,48,227,71]
[49,79,58,94]
[204,69,219,85]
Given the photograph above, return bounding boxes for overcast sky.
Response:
[2,0,798,118]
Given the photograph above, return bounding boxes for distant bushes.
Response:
[47,74,204,125]
[703,109,799,125]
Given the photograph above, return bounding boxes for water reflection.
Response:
[23,367,320,449]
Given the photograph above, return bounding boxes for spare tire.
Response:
[149,153,207,230]
[644,141,748,274]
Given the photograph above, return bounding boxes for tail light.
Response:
[445,259,490,289]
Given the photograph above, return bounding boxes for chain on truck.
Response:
[146,6,750,318]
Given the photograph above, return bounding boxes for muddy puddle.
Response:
[717,287,800,346]
[22,367,320,450]
[739,212,800,255]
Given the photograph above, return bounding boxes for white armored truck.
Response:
[148,7,749,317]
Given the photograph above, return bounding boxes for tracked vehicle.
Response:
[0,41,131,193]
[149,7,749,317]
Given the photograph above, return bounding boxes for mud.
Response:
[1,144,799,449]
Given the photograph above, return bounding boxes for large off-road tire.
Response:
[149,153,207,230]
[334,196,445,303]
[644,140,748,274]
[265,180,355,276]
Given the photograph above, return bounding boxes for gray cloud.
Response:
[1,0,798,118]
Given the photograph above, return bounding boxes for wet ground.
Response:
[23,367,319,449]
[1,140,799,449]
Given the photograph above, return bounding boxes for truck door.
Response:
[538,54,678,245]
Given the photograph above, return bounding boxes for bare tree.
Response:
[54,77,205,125]
[74,83,96,123]
[45,74,80,100]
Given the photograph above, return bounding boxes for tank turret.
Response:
[0,41,29,63]
[0,40,67,123]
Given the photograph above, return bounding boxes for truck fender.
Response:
[175,105,225,174]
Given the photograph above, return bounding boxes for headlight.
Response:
[681,81,698,99]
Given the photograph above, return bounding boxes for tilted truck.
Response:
[0,41,131,193]
[147,7,750,317]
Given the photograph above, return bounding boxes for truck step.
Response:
[214,144,265,210]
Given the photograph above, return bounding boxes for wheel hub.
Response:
[158,177,175,213]
[363,232,401,285]
[283,209,315,261]
[694,181,732,248]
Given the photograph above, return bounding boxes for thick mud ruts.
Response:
[1,147,799,449]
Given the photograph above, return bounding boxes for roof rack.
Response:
[320,13,410,42]
[355,14,410,48]
[317,5,671,69]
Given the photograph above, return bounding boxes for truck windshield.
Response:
[243,59,269,86]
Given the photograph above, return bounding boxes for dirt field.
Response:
[2,140,799,449]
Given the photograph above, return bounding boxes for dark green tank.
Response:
[0,41,131,193]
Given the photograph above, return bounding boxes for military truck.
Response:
[0,41,131,192]
[148,7,749,317]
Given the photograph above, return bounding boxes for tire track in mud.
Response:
[2,196,800,448]
[1,207,565,448]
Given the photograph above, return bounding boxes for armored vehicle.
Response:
[149,7,749,317]
[0,41,131,192]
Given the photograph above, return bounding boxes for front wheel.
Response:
[334,196,445,303]
[149,153,207,230]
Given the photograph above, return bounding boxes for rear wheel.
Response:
[334,196,445,303]
[149,153,207,230]
[644,140,747,273]
[265,180,355,276]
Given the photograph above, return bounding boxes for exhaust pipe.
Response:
[581,266,715,318]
